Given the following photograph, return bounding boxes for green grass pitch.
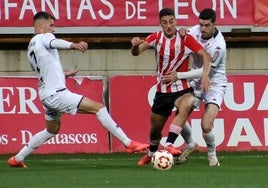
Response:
[1,152,268,188]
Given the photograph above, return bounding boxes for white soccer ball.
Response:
[151,150,174,170]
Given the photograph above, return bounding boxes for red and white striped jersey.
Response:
[145,31,203,93]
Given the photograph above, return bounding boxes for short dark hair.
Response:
[199,8,216,23]
[33,11,55,22]
[159,8,175,20]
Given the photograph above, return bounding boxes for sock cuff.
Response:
[96,106,107,115]
[204,128,215,136]
[170,124,182,134]
[44,129,56,138]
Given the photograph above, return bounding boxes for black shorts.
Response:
[151,87,194,117]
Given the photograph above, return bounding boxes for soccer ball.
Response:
[151,150,174,170]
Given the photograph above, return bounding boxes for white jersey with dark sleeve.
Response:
[188,25,227,87]
[27,33,72,100]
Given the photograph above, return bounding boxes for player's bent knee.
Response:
[201,123,213,134]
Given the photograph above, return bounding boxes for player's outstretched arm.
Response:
[130,37,149,56]
[70,41,88,52]
[48,35,87,52]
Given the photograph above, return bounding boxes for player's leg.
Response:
[78,96,148,153]
[138,112,168,166]
[138,92,173,166]
[165,92,194,155]
[8,118,60,168]
[150,112,168,153]
[181,122,194,146]
[8,91,77,168]
[181,96,201,147]
[78,96,131,145]
[178,97,200,163]
[177,121,198,163]
[202,86,225,166]
[202,103,220,166]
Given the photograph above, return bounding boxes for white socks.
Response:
[15,107,132,162]
[204,129,216,156]
[96,107,131,146]
[182,123,216,155]
[15,129,55,162]
[181,121,195,148]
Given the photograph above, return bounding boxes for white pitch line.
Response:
[1,154,268,163]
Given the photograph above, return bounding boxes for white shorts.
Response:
[191,82,226,109]
[41,89,83,121]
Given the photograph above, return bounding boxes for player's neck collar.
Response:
[213,28,219,38]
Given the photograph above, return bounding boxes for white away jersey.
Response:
[27,33,66,100]
[188,25,227,87]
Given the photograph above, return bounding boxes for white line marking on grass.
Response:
[29,154,268,163]
[1,154,268,164]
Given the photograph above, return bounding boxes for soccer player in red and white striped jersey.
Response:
[131,8,212,166]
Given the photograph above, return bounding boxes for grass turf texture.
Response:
[1,152,268,188]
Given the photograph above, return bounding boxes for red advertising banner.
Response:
[110,75,268,152]
[0,77,110,154]
[1,75,268,154]
[0,0,254,29]
[254,0,268,26]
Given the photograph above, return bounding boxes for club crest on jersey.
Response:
[204,42,210,49]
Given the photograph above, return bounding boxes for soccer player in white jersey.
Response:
[130,8,212,166]
[7,11,148,168]
[163,8,227,166]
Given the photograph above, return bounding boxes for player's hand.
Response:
[178,27,188,37]
[71,41,88,52]
[131,37,144,47]
[161,70,178,85]
[200,75,210,93]
[65,69,78,78]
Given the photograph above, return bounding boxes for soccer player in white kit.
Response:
[8,11,148,168]
[164,8,227,166]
